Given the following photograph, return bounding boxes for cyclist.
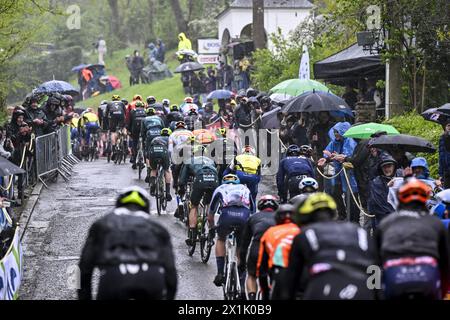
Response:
[167,105,184,129]
[146,95,157,108]
[181,97,198,116]
[168,121,194,191]
[224,145,261,203]
[127,101,147,169]
[184,108,202,131]
[148,128,173,202]
[126,94,144,125]
[141,108,165,181]
[78,108,100,146]
[375,179,449,300]
[105,95,126,154]
[284,193,378,300]
[162,99,171,114]
[98,100,109,131]
[277,145,315,202]
[298,177,319,195]
[178,156,219,247]
[256,203,300,300]
[239,195,278,300]
[78,186,177,300]
[209,174,254,287]
[210,128,238,178]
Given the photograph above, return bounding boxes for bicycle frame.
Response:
[224,230,241,299]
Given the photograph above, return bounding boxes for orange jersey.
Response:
[256,223,300,276]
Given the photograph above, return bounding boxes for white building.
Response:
[217,0,314,49]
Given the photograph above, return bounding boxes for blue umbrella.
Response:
[207,89,233,100]
[34,80,79,96]
[71,64,89,73]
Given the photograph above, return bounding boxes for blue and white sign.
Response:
[198,39,221,55]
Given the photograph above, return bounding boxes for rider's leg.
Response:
[164,169,172,201]
[149,169,157,195]
[188,205,198,229]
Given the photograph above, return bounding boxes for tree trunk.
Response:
[148,0,156,41]
[253,0,266,49]
[108,0,121,38]
[170,0,189,34]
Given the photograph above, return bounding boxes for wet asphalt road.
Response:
[19,159,276,300]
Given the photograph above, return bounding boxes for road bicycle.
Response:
[88,132,100,162]
[136,137,145,180]
[154,163,167,216]
[223,225,242,300]
[113,128,128,165]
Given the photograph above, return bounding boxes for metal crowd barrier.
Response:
[35,125,79,188]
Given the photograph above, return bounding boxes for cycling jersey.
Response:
[168,129,193,154]
[106,101,126,132]
[148,136,170,170]
[180,103,199,116]
[233,154,261,175]
[277,156,315,199]
[141,116,165,147]
[210,183,253,211]
[256,223,300,276]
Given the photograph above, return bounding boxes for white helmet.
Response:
[299,177,319,194]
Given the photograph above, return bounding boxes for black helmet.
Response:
[147,96,156,105]
[299,145,313,157]
[275,204,294,225]
[116,186,151,213]
[287,145,301,157]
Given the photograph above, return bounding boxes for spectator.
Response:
[0,126,12,160]
[205,68,217,93]
[233,60,244,91]
[131,50,145,84]
[291,114,310,147]
[96,35,107,65]
[309,112,335,160]
[156,39,166,63]
[25,96,48,137]
[342,85,358,109]
[220,61,233,91]
[147,43,158,63]
[439,121,450,188]
[410,157,442,192]
[367,154,401,226]
[234,97,252,131]
[177,32,192,51]
[42,94,65,133]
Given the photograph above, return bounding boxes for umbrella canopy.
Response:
[71,64,89,73]
[0,157,25,176]
[283,90,353,117]
[369,134,436,153]
[270,93,293,103]
[270,79,330,97]
[207,89,233,100]
[421,108,449,125]
[261,107,281,129]
[344,123,400,139]
[33,80,79,96]
[108,76,122,89]
[174,62,204,73]
[437,103,450,115]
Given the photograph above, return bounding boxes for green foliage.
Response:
[384,112,442,177]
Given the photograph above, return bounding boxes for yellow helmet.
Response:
[112,94,121,101]
[294,193,337,225]
[161,128,172,136]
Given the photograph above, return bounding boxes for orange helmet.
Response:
[398,179,431,205]
[133,94,143,101]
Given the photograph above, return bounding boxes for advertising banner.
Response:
[198,55,220,65]
[197,39,221,55]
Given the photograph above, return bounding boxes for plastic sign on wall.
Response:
[0,208,22,300]
[198,39,221,55]
[198,55,220,65]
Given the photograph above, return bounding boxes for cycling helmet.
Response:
[275,204,295,225]
[161,128,172,136]
[217,128,227,138]
[299,177,319,194]
[289,193,309,206]
[188,135,196,143]
[398,178,431,205]
[170,105,179,112]
[222,174,240,185]
[257,195,280,212]
[188,108,198,116]
[299,145,313,157]
[112,94,121,101]
[184,97,194,103]
[133,94,143,101]
[175,121,186,129]
[295,192,337,225]
[135,101,144,108]
[100,100,109,106]
[116,186,151,213]
[287,145,301,157]
[146,96,156,105]
[242,145,256,156]
[146,108,156,116]
[162,99,170,106]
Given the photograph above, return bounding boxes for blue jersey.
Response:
[276,156,315,194]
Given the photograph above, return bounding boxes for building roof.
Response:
[217,0,313,19]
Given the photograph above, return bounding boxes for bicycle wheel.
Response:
[200,206,212,264]
[160,168,167,211]
[226,262,237,300]
[156,169,163,216]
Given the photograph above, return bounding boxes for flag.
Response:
[299,45,310,80]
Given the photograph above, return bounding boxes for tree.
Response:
[108,0,121,41]
[169,0,188,34]
[253,0,266,49]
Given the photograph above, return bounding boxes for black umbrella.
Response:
[174,62,204,73]
[283,90,353,117]
[437,103,450,115]
[421,108,449,125]
[261,107,281,129]
[369,134,436,153]
[0,157,26,177]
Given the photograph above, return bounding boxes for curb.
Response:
[18,182,44,242]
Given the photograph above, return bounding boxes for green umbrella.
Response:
[343,123,400,139]
[270,79,330,97]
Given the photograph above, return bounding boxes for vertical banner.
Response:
[0,227,22,300]
[299,45,310,80]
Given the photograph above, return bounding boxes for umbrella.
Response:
[283,90,353,117]
[270,79,330,97]
[344,123,400,139]
[33,80,79,96]
[108,76,122,89]
[369,134,436,153]
[176,49,198,57]
[0,157,25,177]
[270,93,293,103]
[421,108,448,125]
[437,103,450,115]
[207,90,233,100]
[71,64,89,73]
[261,107,281,129]
[174,62,204,73]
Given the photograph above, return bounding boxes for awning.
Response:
[313,43,384,85]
